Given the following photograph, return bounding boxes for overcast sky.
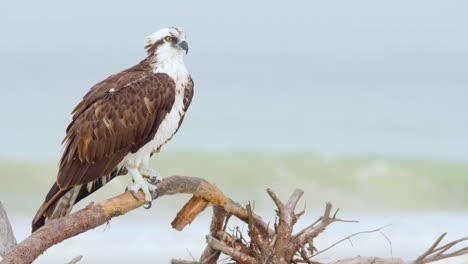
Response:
[1,0,467,161]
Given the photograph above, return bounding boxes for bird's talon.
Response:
[143,201,152,209]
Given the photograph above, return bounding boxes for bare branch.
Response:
[0,201,17,257]
[285,189,304,215]
[267,188,286,214]
[171,260,199,264]
[217,231,253,256]
[206,235,256,264]
[414,233,447,263]
[311,225,392,258]
[246,202,269,256]
[199,206,228,264]
[331,256,405,264]
[413,233,468,264]
[292,203,334,249]
[290,202,358,261]
[172,196,211,231]
[2,176,271,264]
[66,255,83,264]
[268,189,305,262]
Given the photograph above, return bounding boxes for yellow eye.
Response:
[165,36,173,42]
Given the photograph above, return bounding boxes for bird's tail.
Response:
[32,183,80,232]
[32,174,121,233]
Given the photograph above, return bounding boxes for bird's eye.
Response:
[165,36,174,42]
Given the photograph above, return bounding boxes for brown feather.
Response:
[77,134,91,162]
[56,73,177,189]
[33,56,194,232]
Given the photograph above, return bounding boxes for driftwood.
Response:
[1,175,467,264]
[0,202,17,261]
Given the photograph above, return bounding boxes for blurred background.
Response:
[0,0,467,263]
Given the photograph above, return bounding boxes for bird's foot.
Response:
[126,179,156,202]
[126,168,158,209]
[140,168,163,203]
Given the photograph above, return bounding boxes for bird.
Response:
[32,27,193,232]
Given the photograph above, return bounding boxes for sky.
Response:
[0,0,467,161]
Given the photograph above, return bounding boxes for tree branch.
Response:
[0,201,17,257]
[330,256,405,264]
[412,232,468,264]
[206,235,256,264]
[66,255,83,264]
[198,206,229,264]
[172,196,212,231]
[311,225,392,258]
[292,202,357,255]
[267,188,304,263]
[1,176,271,264]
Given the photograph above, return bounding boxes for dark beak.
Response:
[178,41,189,54]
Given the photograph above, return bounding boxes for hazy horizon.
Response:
[1,0,467,162]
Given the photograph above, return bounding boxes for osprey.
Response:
[32,27,193,232]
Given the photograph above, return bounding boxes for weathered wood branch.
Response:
[1,176,271,264]
[172,196,211,231]
[412,232,468,264]
[207,235,257,264]
[2,190,143,264]
[169,184,468,264]
[199,206,229,264]
[268,188,303,263]
[66,255,83,264]
[0,202,17,259]
[331,257,405,264]
[1,175,467,264]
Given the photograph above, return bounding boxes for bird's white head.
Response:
[145,27,188,67]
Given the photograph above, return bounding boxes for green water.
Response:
[1,151,466,214]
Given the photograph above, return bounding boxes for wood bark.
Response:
[0,202,17,258]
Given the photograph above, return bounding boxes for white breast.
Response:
[152,88,185,150]
[118,55,189,170]
[152,54,188,151]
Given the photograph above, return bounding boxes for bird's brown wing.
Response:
[70,63,150,119]
[32,73,176,232]
[57,73,176,189]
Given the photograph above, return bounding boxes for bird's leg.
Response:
[138,166,163,208]
[139,167,162,186]
[126,168,156,207]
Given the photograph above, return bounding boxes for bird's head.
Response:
[145,27,188,65]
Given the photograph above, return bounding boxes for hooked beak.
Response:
[177,41,189,54]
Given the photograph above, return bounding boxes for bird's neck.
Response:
[153,56,188,90]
